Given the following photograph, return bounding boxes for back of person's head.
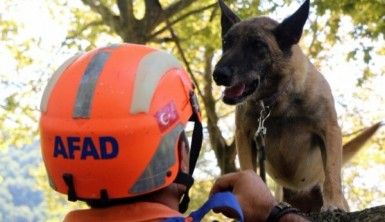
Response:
[39,44,202,212]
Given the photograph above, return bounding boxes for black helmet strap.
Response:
[63,173,78,201]
[176,92,203,213]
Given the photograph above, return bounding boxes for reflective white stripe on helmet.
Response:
[130,51,183,114]
[73,51,110,118]
[40,53,83,113]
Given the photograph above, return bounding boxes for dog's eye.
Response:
[252,41,268,59]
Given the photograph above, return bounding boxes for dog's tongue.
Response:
[224,83,245,98]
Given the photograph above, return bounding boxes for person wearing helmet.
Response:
[39,44,308,222]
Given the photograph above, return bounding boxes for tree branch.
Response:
[81,0,114,21]
[202,47,236,174]
[162,27,236,174]
[307,205,385,222]
[150,37,175,43]
[307,15,321,58]
[149,3,217,40]
[163,0,195,20]
[140,0,195,41]
[219,109,235,119]
[117,0,134,25]
[81,0,119,31]
[65,20,104,41]
[145,0,162,18]
[164,19,203,98]
[142,0,163,34]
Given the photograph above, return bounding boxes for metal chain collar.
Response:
[255,100,271,139]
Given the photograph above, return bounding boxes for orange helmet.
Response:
[39,44,202,211]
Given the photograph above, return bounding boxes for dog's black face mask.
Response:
[214,0,309,105]
[214,21,274,105]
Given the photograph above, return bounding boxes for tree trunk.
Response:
[307,205,385,222]
[202,48,237,174]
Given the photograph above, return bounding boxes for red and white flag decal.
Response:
[155,102,179,131]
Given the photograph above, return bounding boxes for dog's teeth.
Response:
[220,87,225,99]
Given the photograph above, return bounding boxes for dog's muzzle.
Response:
[213,66,232,86]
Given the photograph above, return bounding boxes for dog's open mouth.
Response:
[223,80,259,104]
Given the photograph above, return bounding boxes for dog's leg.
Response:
[235,107,256,171]
[235,126,256,170]
[321,122,349,211]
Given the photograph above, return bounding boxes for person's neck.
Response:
[149,183,185,211]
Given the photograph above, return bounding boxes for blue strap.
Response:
[189,191,244,222]
[163,192,244,222]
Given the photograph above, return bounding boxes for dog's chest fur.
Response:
[264,114,325,190]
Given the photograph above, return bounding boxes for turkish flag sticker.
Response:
[155,102,179,132]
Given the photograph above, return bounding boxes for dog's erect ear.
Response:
[218,0,241,38]
[274,0,309,50]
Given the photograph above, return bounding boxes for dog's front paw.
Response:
[321,196,349,212]
[321,204,345,212]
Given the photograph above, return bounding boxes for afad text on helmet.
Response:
[53,136,118,160]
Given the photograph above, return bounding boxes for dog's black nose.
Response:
[213,67,232,86]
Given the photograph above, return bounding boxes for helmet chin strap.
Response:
[174,171,194,212]
[175,96,203,213]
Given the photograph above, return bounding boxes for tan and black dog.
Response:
[213,0,383,212]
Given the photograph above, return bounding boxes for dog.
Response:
[213,0,383,212]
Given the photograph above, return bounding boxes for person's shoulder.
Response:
[63,202,184,222]
[62,208,105,222]
[63,210,83,222]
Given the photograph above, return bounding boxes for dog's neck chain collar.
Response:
[255,100,271,136]
[253,100,271,182]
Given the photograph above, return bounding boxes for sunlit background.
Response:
[1,0,384,221]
